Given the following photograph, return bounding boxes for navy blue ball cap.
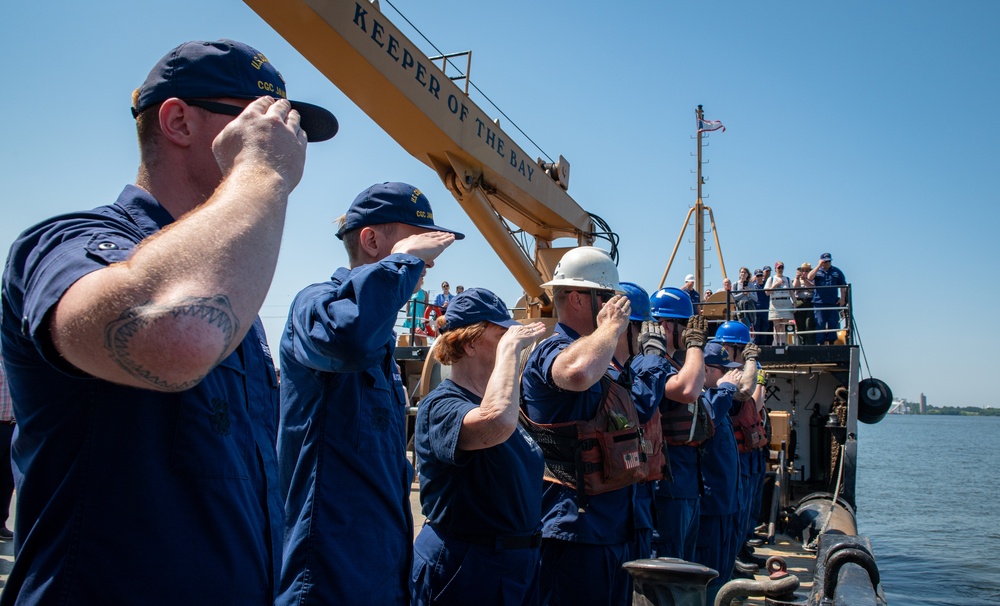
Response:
[132,39,338,142]
[820,252,832,261]
[441,288,518,333]
[704,342,742,368]
[336,182,465,240]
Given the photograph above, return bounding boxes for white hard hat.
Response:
[541,246,623,293]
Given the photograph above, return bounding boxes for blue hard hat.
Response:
[713,320,752,345]
[619,281,651,322]
[650,287,693,320]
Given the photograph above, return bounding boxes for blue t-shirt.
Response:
[699,383,739,516]
[521,324,635,545]
[433,292,454,309]
[277,254,421,606]
[416,379,544,536]
[0,185,282,605]
[812,265,847,305]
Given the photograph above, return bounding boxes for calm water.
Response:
[856,415,1000,605]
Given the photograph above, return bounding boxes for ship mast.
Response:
[694,104,706,295]
[658,105,728,295]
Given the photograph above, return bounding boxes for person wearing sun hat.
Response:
[278,182,462,605]
[410,288,546,605]
[1,38,336,604]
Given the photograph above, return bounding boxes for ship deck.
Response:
[0,484,820,601]
[410,480,820,605]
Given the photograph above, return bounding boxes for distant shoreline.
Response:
[889,406,1000,416]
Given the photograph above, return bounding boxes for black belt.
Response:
[440,527,543,550]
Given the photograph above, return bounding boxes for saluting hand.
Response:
[391,232,457,267]
[722,369,743,384]
[497,322,546,356]
[212,97,308,193]
[596,294,631,337]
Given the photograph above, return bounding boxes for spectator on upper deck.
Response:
[732,268,757,332]
[807,253,847,345]
[793,263,815,345]
[681,274,701,310]
[752,269,769,344]
[434,281,454,310]
[765,262,793,345]
[403,275,429,332]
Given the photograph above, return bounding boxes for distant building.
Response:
[920,393,926,414]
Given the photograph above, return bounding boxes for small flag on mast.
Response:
[697,118,726,133]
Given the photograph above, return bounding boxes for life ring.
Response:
[423,306,438,337]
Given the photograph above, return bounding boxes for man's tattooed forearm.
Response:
[104,295,240,391]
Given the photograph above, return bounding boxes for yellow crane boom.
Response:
[244,0,598,313]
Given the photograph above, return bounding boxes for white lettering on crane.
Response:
[351,2,533,183]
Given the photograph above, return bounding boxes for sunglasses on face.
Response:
[184,99,246,116]
[566,290,613,303]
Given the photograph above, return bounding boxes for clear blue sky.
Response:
[3,0,998,407]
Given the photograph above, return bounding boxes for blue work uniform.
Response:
[0,185,282,605]
[697,383,740,605]
[651,353,701,562]
[733,397,768,551]
[812,265,847,344]
[412,379,545,606]
[746,413,771,543]
[652,445,701,561]
[751,281,770,343]
[620,353,672,561]
[521,324,636,606]
[278,254,419,606]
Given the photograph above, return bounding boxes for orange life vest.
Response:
[641,408,667,481]
[519,374,645,505]
[732,397,768,453]
[661,396,715,446]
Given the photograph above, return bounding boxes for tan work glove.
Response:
[682,315,707,350]
[638,321,667,357]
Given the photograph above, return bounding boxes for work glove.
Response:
[743,343,761,361]
[638,321,667,357]
[682,315,707,350]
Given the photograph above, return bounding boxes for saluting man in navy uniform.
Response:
[277,182,462,606]
[1,39,337,605]
[520,246,637,606]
